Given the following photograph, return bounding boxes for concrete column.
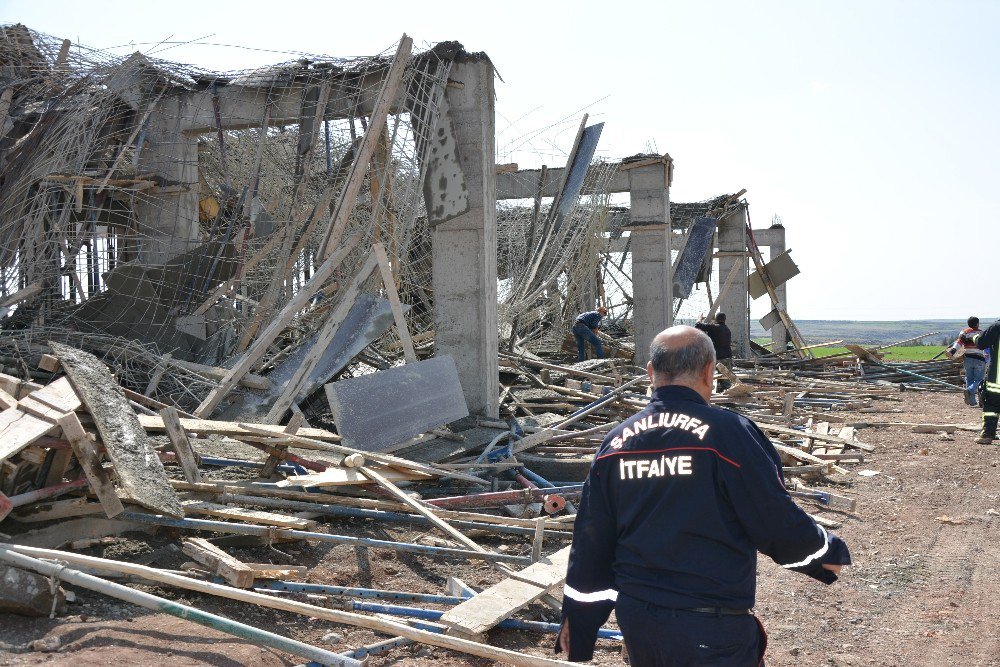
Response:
[134,95,200,265]
[765,225,787,350]
[628,163,671,365]
[717,205,749,357]
[428,57,499,418]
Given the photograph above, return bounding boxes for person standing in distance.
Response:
[573,306,608,362]
[556,326,850,666]
[948,316,986,407]
[696,312,733,391]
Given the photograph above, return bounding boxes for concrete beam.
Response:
[428,57,499,418]
[497,165,629,200]
[628,162,672,364]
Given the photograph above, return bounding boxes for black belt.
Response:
[683,607,751,616]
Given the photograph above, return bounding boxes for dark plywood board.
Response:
[48,341,182,517]
[324,355,469,453]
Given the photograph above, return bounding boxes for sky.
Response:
[3,0,997,320]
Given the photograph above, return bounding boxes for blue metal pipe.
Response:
[347,601,622,640]
[196,456,305,475]
[518,467,556,489]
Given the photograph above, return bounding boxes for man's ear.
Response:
[647,361,655,385]
[704,360,716,387]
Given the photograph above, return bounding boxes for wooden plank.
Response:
[44,448,75,486]
[160,407,202,483]
[244,563,308,579]
[57,413,124,518]
[182,537,255,588]
[182,500,315,529]
[373,242,416,363]
[171,359,269,390]
[0,372,43,399]
[275,466,430,488]
[138,414,339,442]
[438,545,572,636]
[194,234,362,417]
[49,342,182,517]
[0,378,81,462]
[760,422,875,452]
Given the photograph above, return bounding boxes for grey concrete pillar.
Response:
[429,58,499,418]
[717,205,749,357]
[134,95,200,265]
[628,162,672,365]
[766,225,787,351]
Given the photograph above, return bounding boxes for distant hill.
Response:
[748,319,1000,347]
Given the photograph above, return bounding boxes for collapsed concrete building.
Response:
[0,23,806,426]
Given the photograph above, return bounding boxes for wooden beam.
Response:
[317,35,413,259]
[160,407,202,483]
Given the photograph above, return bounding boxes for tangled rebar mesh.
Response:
[0,24,453,409]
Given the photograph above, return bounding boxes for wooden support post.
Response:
[57,413,124,518]
[531,517,545,563]
[160,406,201,483]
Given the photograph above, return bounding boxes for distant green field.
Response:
[811,345,945,361]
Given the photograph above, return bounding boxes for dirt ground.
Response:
[3,390,1000,666]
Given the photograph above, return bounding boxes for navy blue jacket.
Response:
[557,385,851,661]
[974,321,1000,393]
[575,311,603,330]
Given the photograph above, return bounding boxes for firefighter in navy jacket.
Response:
[556,326,851,665]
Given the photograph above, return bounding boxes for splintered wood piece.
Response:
[182,538,255,588]
[181,500,316,529]
[159,407,201,483]
[244,564,308,579]
[57,413,124,518]
[48,342,182,517]
[137,415,340,442]
[44,448,75,486]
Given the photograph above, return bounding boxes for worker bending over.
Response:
[572,306,608,362]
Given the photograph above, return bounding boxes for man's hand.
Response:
[822,563,843,575]
[557,621,571,653]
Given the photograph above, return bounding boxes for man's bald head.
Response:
[648,326,716,389]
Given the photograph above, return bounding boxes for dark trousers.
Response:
[573,323,604,362]
[982,390,1000,439]
[615,593,766,667]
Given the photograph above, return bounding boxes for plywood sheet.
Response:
[324,355,469,453]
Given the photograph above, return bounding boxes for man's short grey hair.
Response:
[649,330,716,382]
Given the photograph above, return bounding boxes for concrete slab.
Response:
[325,355,469,453]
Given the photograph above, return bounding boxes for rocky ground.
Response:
[2,390,999,666]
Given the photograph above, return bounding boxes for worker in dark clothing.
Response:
[556,326,850,665]
[971,320,1000,444]
[696,312,733,391]
[573,306,608,362]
